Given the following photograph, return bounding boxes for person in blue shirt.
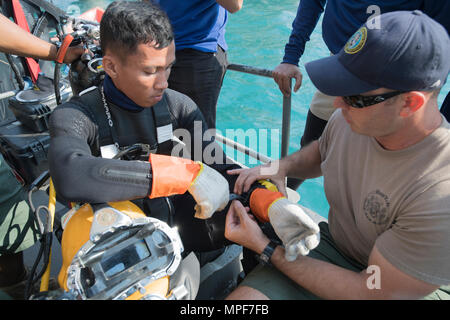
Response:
[149,0,243,129]
[272,0,450,189]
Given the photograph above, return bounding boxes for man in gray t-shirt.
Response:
[224,11,450,300]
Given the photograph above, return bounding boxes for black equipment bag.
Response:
[0,120,50,185]
[8,77,72,132]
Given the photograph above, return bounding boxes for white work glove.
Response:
[188,163,230,219]
[268,199,320,261]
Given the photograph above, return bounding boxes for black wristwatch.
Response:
[259,240,278,266]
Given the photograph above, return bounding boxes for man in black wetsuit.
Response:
[49,1,320,268]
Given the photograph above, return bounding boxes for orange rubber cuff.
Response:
[148,154,201,198]
[249,188,285,223]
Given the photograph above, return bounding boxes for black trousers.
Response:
[440,90,450,122]
[168,46,228,129]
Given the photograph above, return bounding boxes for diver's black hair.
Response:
[100,1,173,56]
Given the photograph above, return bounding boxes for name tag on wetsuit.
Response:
[100,144,119,159]
[156,124,173,144]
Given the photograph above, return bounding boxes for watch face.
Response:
[260,254,270,263]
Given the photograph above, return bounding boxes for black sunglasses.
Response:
[342,91,405,109]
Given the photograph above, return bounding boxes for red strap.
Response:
[79,7,104,23]
[11,0,41,83]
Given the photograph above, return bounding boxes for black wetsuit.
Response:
[48,86,240,251]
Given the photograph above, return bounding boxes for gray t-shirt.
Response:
[318,109,450,286]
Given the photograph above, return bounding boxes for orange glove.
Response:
[148,154,229,219]
[149,153,201,198]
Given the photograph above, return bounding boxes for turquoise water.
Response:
[53,0,449,219]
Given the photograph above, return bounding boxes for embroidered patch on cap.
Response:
[344,27,368,54]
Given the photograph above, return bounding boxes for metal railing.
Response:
[215,63,292,163]
[0,62,293,163]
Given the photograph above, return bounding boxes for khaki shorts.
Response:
[239,222,450,300]
[239,222,364,300]
[309,90,338,121]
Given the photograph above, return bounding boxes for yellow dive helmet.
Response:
[56,201,198,300]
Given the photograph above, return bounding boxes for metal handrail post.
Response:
[281,79,292,158]
[215,134,272,164]
[227,63,273,78]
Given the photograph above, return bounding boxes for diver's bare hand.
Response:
[227,160,287,196]
[224,200,269,254]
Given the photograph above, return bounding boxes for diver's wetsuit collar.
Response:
[103,74,145,112]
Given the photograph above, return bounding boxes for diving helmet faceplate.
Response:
[59,202,186,300]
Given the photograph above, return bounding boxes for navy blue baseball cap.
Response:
[305,10,450,96]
